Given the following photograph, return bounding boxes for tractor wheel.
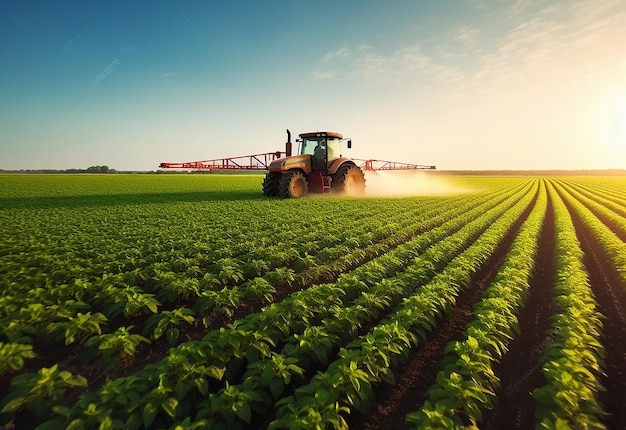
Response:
[333,164,366,196]
[263,172,281,197]
[279,171,308,198]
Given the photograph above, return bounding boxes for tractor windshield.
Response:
[300,136,343,170]
[300,137,342,158]
[300,137,324,156]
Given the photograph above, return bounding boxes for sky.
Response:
[1,0,626,171]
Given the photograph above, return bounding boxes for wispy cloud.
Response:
[476,0,626,95]
[161,72,175,78]
[507,0,541,21]
[314,44,459,86]
[314,0,626,101]
[454,26,480,47]
[321,47,352,63]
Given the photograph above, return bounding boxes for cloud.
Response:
[507,0,541,20]
[486,0,626,92]
[161,72,175,78]
[321,47,352,63]
[454,26,480,47]
[314,44,458,86]
[314,0,626,105]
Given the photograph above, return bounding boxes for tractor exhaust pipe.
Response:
[285,129,292,157]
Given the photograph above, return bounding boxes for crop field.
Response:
[1,173,626,429]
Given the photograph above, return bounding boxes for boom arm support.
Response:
[159,152,287,170]
[159,155,436,171]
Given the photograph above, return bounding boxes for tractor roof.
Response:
[299,131,343,139]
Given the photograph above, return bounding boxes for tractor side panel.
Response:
[268,155,312,174]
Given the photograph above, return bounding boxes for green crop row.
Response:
[530,181,606,428]
[406,179,547,428]
[0,185,487,379]
[187,181,537,429]
[0,190,464,376]
[8,174,625,429]
[7,181,532,428]
[268,181,539,429]
[559,180,626,237]
[554,180,626,290]
[562,179,626,220]
[568,177,626,202]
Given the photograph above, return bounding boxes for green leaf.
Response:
[269,378,285,400]
[34,417,70,430]
[99,416,113,430]
[380,368,396,386]
[196,378,209,396]
[207,365,226,380]
[1,396,27,413]
[260,362,275,387]
[234,401,252,423]
[143,401,158,428]
[175,380,189,400]
[162,397,178,417]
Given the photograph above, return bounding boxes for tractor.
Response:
[262,130,366,198]
[159,129,435,191]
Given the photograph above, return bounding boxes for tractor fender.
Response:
[327,158,356,175]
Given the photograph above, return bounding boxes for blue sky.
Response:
[2,0,626,171]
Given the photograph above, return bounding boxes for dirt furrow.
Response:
[571,212,626,428]
[483,192,555,429]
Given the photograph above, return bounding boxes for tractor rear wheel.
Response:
[263,172,280,197]
[279,171,308,198]
[333,164,366,196]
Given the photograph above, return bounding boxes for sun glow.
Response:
[611,96,626,161]
[594,90,626,166]
[618,98,626,139]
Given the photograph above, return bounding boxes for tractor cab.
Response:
[298,132,351,172]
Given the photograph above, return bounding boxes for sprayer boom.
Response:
[159,152,287,170]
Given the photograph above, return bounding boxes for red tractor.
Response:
[262,130,366,198]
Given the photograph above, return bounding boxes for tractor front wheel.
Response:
[279,171,308,198]
[263,172,280,197]
[333,164,366,196]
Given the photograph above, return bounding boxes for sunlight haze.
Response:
[1,0,625,171]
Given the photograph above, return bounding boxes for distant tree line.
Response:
[0,165,117,174]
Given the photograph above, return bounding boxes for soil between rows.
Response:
[564,197,626,428]
[483,190,555,429]
[348,188,538,430]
